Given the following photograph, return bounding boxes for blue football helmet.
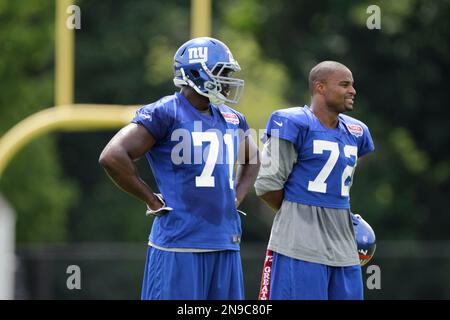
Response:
[351,213,376,266]
[173,37,244,105]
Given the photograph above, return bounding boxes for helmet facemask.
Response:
[174,61,244,105]
[206,62,244,105]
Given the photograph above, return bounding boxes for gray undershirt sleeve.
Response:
[254,137,297,196]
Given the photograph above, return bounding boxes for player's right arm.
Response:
[255,109,303,212]
[99,123,164,211]
[254,137,297,211]
[259,189,284,212]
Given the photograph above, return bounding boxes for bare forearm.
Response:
[99,148,159,208]
[259,189,284,212]
[235,162,260,207]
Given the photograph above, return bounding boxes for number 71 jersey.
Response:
[265,106,375,209]
[132,92,249,250]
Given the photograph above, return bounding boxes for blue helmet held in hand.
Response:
[173,37,244,105]
[351,213,376,266]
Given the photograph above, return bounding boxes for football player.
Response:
[255,61,375,300]
[99,37,260,300]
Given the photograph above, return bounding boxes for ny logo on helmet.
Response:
[188,47,208,63]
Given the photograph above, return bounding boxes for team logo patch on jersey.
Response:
[346,124,363,137]
[221,112,240,125]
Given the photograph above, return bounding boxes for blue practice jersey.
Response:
[132,92,249,250]
[265,106,374,209]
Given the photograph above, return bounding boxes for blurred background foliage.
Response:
[1,0,449,299]
[0,0,78,242]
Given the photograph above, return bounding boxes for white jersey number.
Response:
[307,140,358,196]
[192,132,234,188]
[341,145,358,196]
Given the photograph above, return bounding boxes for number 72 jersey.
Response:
[265,106,375,209]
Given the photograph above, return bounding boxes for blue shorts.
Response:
[267,251,363,300]
[141,246,244,300]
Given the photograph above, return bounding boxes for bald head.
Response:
[309,61,350,94]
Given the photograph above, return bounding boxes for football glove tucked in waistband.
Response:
[146,193,173,217]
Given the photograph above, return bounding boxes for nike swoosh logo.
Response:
[273,120,283,127]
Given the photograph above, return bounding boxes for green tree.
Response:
[0,0,78,242]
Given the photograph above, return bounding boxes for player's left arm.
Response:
[358,123,375,157]
[235,134,261,207]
